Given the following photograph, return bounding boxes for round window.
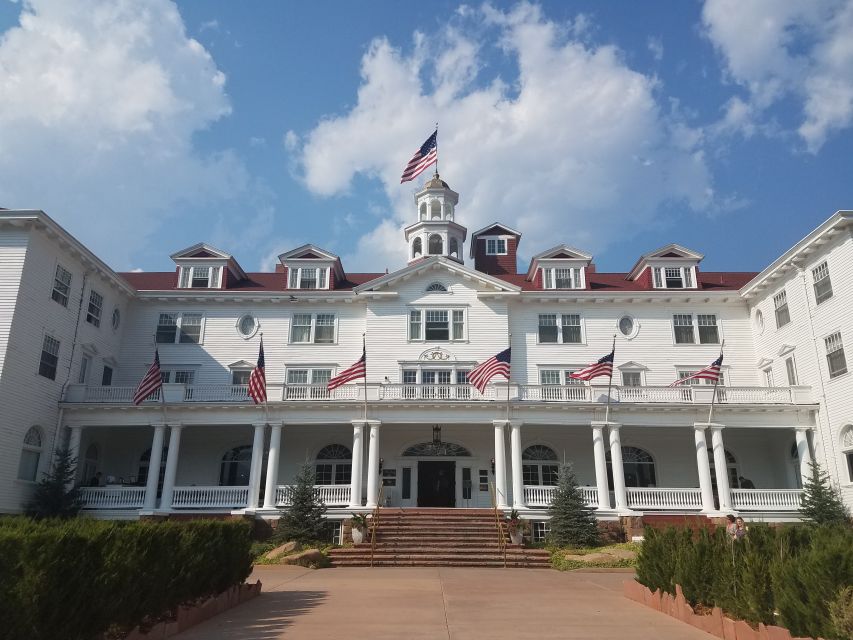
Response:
[618,315,638,338]
[237,314,258,338]
[754,310,764,334]
[111,308,121,331]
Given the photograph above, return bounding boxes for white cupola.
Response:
[403,173,467,264]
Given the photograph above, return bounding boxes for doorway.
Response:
[417,461,456,507]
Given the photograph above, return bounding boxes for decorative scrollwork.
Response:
[403,442,471,457]
[419,347,453,361]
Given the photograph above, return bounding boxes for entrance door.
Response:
[417,461,456,507]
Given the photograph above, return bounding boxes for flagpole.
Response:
[260,333,269,425]
[707,340,725,425]
[150,333,169,426]
[506,332,512,422]
[362,332,368,422]
[434,122,439,176]
[604,334,616,424]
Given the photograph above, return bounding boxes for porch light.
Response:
[379,458,384,473]
[432,425,442,445]
[490,458,495,474]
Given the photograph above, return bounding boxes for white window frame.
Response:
[38,334,60,380]
[160,368,197,385]
[541,266,585,290]
[784,355,798,386]
[51,263,72,307]
[17,426,43,482]
[825,331,847,379]
[537,312,585,345]
[651,265,696,289]
[676,368,726,386]
[407,307,467,343]
[763,366,774,387]
[774,290,791,329]
[86,289,104,327]
[101,364,114,386]
[812,261,833,305]
[672,313,721,345]
[289,312,338,344]
[483,236,508,255]
[178,265,222,289]
[155,312,206,345]
[78,354,92,384]
[621,370,644,387]
[288,266,330,290]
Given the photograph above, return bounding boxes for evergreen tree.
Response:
[25,447,82,519]
[546,462,600,547]
[800,461,850,526]
[274,462,329,544]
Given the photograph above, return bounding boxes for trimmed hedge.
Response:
[0,517,253,640]
[636,524,853,640]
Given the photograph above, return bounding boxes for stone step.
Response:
[330,558,552,568]
[334,546,548,556]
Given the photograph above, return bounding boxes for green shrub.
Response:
[829,586,853,640]
[0,517,252,640]
[636,526,680,594]
[675,527,722,607]
[274,463,330,544]
[546,463,600,548]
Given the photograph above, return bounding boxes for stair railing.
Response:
[489,481,507,568]
[369,484,384,568]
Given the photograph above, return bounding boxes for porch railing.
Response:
[275,484,351,507]
[626,487,704,510]
[731,489,803,511]
[523,485,598,508]
[171,486,249,509]
[79,486,146,509]
[380,383,496,401]
[283,385,359,401]
[184,384,249,402]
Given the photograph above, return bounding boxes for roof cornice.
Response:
[354,256,521,293]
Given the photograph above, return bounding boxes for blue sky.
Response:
[1,0,852,275]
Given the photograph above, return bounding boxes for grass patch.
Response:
[252,540,339,567]
[550,542,641,571]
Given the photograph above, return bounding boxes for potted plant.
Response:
[505,509,525,545]
[350,513,369,544]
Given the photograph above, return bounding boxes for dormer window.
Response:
[288,266,329,289]
[542,267,583,290]
[179,265,222,289]
[652,266,694,289]
[485,238,507,255]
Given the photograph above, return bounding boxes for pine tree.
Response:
[274,462,329,544]
[547,462,600,547]
[800,461,850,526]
[25,447,82,519]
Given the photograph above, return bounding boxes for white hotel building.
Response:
[1,175,852,528]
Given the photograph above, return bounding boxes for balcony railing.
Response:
[80,486,146,509]
[275,484,351,507]
[62,383,812,405]
[171,486,249,509]
[731,489,803,511]
[626,487,704,510]
[524,485,598,508]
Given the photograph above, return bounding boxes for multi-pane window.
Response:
[697,314,720,344]
[155,312,204,344]
[825,332,847,378]
[538,314,583,343]
[785,356,798,386]
[409,310,422,340]
[671,314,718,345]
[289,313,337,344]
[812,261,833,304]
[774,291,791,328]
[179,313,202,343]
[485,238,507,255]
[409,309,465,342]
[425,310,449,340]
[17,427,42,482]
[452,310,464,340]
[542,267,583,289]
[677,370,726,386]
[288,266,329,289]
[78,355,91,384]
[52,264,72,306]
[86,290,103,327]
[179,266,221,289]
[763,368,774,387]
[101,365,113,386]
[156,313,178,343]
[522,445,559,486]
[653,266,694,289]
[286,368,333,398]
[38,335,60,380]
[160,370,196,384]
[621,371,642,387]
[673,314,695,344]
[232,370,251,385]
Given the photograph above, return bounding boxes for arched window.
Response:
[138,445,168,492]
[17,426,43,481]
[428,234,443,255]
[419,202,428,220]
[708,448,739,489]
[841,425,853,483]
[316,444,352,485]
[607,446,656,488]
[449,237,459,258]
[426,282,447,292]
[220,445,253,486]
[430,200,441,219]
[412,237,423,258]
[522,445,559,486]
[83,443,99,485]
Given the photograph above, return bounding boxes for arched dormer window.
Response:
[316,444,352,485]
[522,445,559,486]
[412,237,423,259]
[449,237,459,259]
[18,426,43,482]
[430,200,441,219]
[428,234,443,255]
[426,282,447,292]
[607,446,656,488]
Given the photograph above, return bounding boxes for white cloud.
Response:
[297,3,713,271]
[0,0,252,268]
[702,0,853,152]
[647,36,663,62]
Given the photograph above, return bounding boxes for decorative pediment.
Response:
[756,357,774,369]
[471,222,521,238]
[617,361,648,370]
[627,243,704,281]
[526,244,593,280]
[777,344,796,357]
[354,256,520,294]
[645,244,704,261]
[278,244,340,262]
[170,242,232,260]
[419,347,455,362]
[228,360,255,369]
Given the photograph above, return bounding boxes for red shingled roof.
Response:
[492,271,756,292]
[120,271,385,292]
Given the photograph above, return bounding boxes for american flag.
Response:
[248,338,267,404]
[400,130,437,183]
[669,354,724,386]
[467,347,511,393]
[132,349,163,405]
[569,349,615,381]
[328,346,366,390]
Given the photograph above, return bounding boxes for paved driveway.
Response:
[177,566,712,639]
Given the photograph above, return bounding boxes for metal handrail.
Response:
[489,481,507,568]
[369,484,384,568]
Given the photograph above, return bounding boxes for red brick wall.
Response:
[473,236,518,275]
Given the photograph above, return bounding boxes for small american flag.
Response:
[670,354,724,386]
[248,338,267,404]
[467,348,511,393]
[570,349,615,381]
[400,130,437,183]
[328,347,366,391]
[133,349,163,405]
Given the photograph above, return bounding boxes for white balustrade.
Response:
[184,384,249,402]
[275,484,352,507]
[731,489,803,511]
[79,486,146,509]
[380,384,495,401]
[617,386,694,403]
[626,487,704,510]
[717,387,793,404]
[284,384,359,401]
[84,386,146,403]
[523,485,598,508]
[171,486,249,509]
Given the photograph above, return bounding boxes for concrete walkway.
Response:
[177,566,713,639]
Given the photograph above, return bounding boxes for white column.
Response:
[66,425,83,487]
[159,424,183,511]
[349,421,365,508]
[591,422,612,510]
[142,424,166,510]
[493,420,508,509]
[693,424,716,512]
[608,423,628,511]
[262,423,283,509]
[510,421,525,508]
[365,421,381,509]
[709,424,732,511]
[795,427,814,485]
[246,423,266,510]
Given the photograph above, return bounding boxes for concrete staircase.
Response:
[328,509,552,568]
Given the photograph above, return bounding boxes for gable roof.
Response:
[278,244,341,262]
[627,243,705,280]
[469,222,522,259]
[525,244,593,279]
[170,242,232,260]
[354,256,521,294]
